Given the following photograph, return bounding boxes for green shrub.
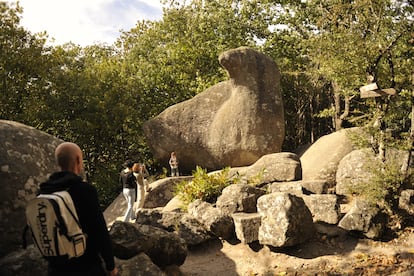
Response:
[345,127,414,231]
[160,167,168,179]
[174,165,269,210]
[246,168,265,186]
[174,166,240,210]
[347,158,406,216]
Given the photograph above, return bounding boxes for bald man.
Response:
[39,142,118,276]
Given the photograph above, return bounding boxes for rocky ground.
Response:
[106,191,414,275]
[177,227,414,276]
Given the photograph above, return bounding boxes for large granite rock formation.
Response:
[300,127,360,184]
[0,120,62,257]
[143,47,284,173]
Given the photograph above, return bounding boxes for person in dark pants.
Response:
[39,142,118,276]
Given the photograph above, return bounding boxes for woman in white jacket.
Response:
[132,163,149,210]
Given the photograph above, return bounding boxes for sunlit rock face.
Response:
[143,47,284,173]
[300,127,361,184]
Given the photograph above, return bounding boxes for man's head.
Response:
[123,159,134,169]
[55,142,84,175]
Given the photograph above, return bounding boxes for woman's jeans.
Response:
[123,188,136,222]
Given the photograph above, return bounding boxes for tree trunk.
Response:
[332,81,351,131]
[401,72,414,175]
[373,99,386,162]
[333,82,342,131]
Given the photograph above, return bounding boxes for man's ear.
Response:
[76,155,83,169]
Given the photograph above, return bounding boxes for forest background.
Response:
[1,0,413,209]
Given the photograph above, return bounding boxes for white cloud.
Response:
[6,0,163,46]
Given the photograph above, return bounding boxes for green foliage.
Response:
[159,167,169,179]
[347,158,406,216]
[280,73,333,150]
[0,1,52,123]
[174,166,268,210]
[246,168,265,187]
[117,0,259,116]
[91,162,121,208]
[273,0,414,130]
[174,166,240,210]
[346,126,373,150]
[301,0,412,89]
[2,0,413,211]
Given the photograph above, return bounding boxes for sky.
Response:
[6,0,164,46]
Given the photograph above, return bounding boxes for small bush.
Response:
[345,127,414,230]
[246,168,265,186]
[348,160,404,209]
[174,166,240,210]
[347,157,411,231]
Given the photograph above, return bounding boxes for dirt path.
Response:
[178,228,414,276]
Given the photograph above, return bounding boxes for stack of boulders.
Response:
[2,46,414,275]
[101,127,411,274]
[2,123,414,276]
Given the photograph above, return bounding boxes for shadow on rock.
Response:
[267,232,359,259]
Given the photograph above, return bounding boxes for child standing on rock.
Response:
[169,152,179,177]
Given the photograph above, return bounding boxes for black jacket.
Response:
[39,171,115,272]
[119,169,136,189]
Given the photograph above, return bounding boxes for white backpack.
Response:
[25,191,87,259]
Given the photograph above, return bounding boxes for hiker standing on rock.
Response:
[169,151,179,177]
[120,160,136,222]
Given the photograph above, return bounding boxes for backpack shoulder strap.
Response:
[53,191,81,227]
[36,194,70,236]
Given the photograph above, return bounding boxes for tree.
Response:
[115,0,264,167]
[256,0,413,151]
[0,1,52,123]
[3,0,411,210]
[290,0,413,131]
[40,43,142,207]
